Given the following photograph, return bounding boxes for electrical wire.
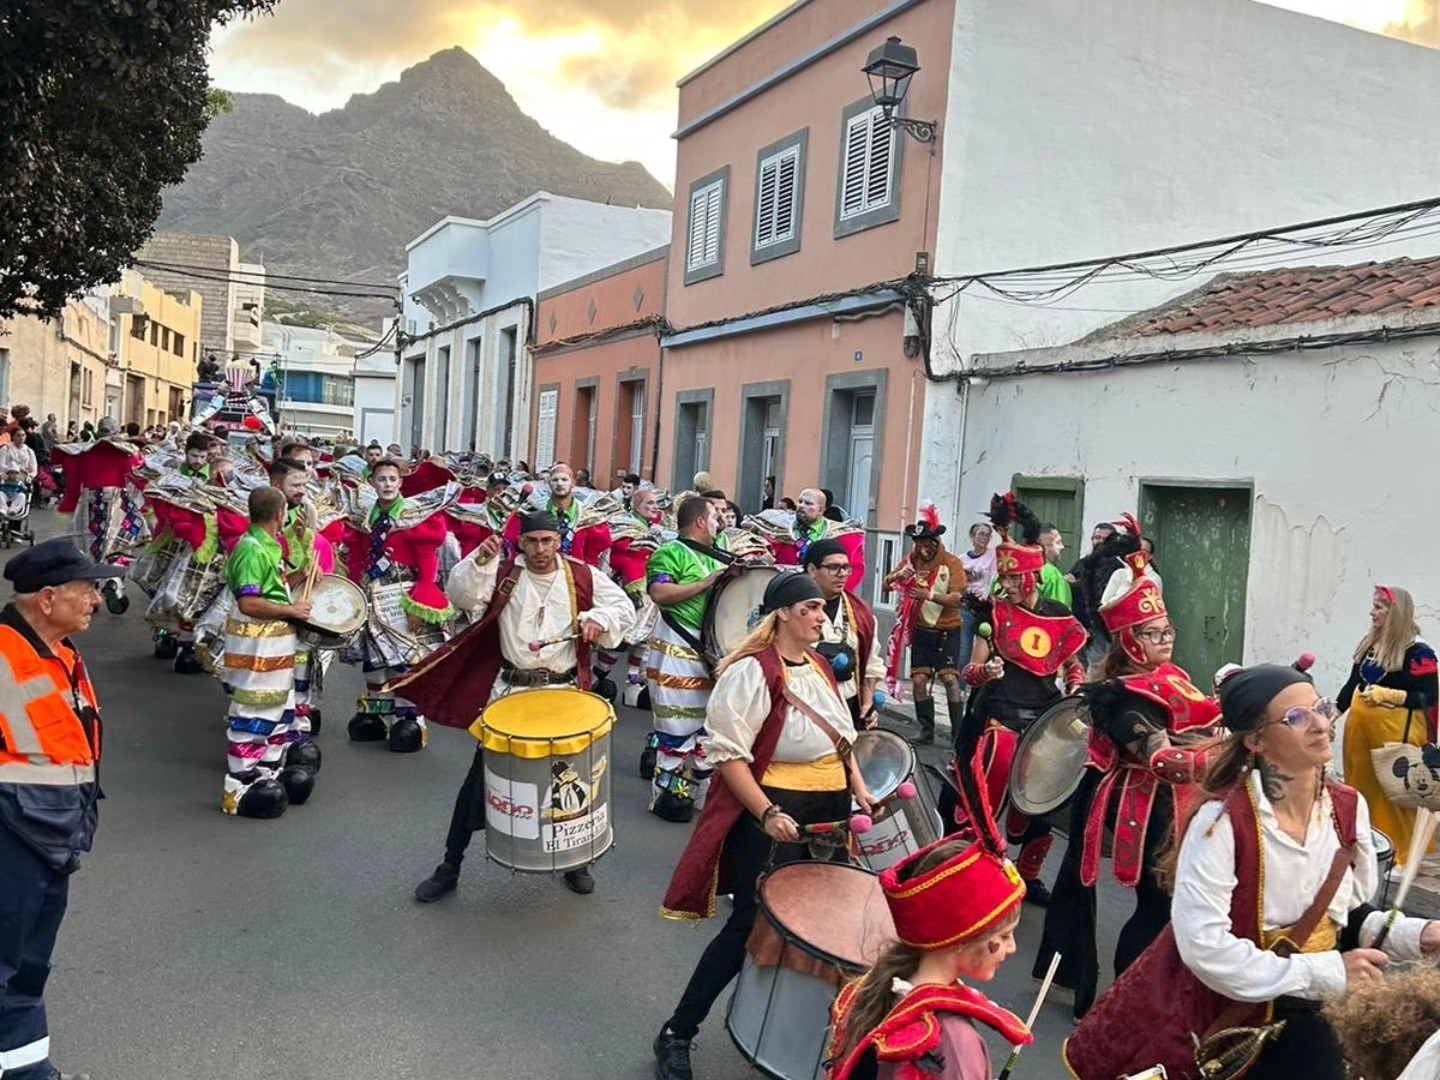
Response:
[131,260,398,302]
[131,258,398,291]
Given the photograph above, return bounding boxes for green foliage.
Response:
[206,87,235,118]
[0,0,276,320]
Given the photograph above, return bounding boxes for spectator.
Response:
[820,487,845,522]
[958,522,997,677]
[725,501,743,530]
[575,468,592,488]
[124,422,140,439]
[64,422,78,443]
[778,496,797,512]
[40,414,58,449]
[1037,523,1073,607]
[20,418,47,468]
[6,406,29,437]
[1070,522,1120,666]
[762,475,776,510]
[692,470,712,493]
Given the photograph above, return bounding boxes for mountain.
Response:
[157,48,673,307]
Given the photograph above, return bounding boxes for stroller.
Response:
[0,469,35,548]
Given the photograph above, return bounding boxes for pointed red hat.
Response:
[1100,549,1166,635]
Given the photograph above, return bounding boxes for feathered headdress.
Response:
[986,492,1042,545]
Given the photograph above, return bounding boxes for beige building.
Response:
[110,271,202,427]
[0,297,111,429]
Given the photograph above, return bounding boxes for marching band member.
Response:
[805,538,882,728]
[330,459,453,754]
[1033,544,1220,1018]
[397,510,634,900]
[763,488,866,595]
[598,485,665,700]
[54,417,148,614]
[827,774,1031,1080]
[267,455,332,745]
[960,493,1086,905]
[645,495,732,823]
[881,505,969,745]
[501,462,611,568]
[654,571,875,1080]
[220,486,314,819]
[1065,663,1440,1080]
[443,474,508,559]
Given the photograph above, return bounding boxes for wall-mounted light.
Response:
[862,36,938,145]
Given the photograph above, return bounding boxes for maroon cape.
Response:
[387,557,595,729]
[661,647,842,920]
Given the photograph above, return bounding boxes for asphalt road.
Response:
[10,518,1135,1080]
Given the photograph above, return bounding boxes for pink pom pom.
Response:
[896,781,917,800]
[528,640,543,653]
[1297,652,1316,671]
[849,814,873,835]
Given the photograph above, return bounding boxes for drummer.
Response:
[804,539,882,728]
[596,485,665,702]
[645,495,733,823]
[404,510,634,901]
[653,571,876,1080]
[268,454,333,741]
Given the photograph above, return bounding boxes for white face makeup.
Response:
[371,466,402,502]
[549,467,574,499]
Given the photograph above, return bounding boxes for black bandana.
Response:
[1218,664,1313,732]
[762,570,824,614]
[802,537,846,569]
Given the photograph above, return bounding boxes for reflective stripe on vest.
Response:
[0,625,98,779]
[0,669,61,755]
[0,761,96,785]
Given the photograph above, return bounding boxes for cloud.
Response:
[1386,0,1440,45]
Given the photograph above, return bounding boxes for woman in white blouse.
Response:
[654,571,876,1080]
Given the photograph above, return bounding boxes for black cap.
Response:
[1217,663,1313,733]
[4,538,127,593]
[520,510,562,535]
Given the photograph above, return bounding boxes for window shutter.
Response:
[774,151,797,240]
[537,389,558,468]
[756,147,799,249]
[755,158,780,246]
[688,181,724,270]
[703,185,722,264]
[840,106,894,221]
[687,187,709,269]
[866,109,893,208]
[841,114,870,218]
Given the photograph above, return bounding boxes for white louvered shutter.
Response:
[687,181,724,271]
[840,106,895,220]
[536,388,558,469]
[755,146,799,249]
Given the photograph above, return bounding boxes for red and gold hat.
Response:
[995,540,1045,577]
[880,838,1025,951]
[987,492,1045,583]
[1100,550,1165,635]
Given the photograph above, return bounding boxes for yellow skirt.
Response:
[1343,697,1434,866]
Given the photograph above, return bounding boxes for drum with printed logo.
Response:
[474,688,615,873]
[851,729,942,873]
[727,861,894,1080]
[702,565,781,665]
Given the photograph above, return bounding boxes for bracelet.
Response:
[760,804,781,824]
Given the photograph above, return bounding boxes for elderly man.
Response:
[0,539,125,1080]
[399,511,634,900]
[805,539,883,728]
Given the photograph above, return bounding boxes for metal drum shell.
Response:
[295,575,368,650]
[702,565,782,664]
[851,730,943,873]
[1007,697,1093,818]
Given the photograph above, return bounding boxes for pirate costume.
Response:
[807,539,882,726]
[1065,663,1438,1080]
[1033,545,1220,1017]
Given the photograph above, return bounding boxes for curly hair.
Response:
[1325,966,1440,1080]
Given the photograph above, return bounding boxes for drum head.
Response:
[1008,697,1092,817]
[704,566,781,660]
[758,862,895,971]
[852,730,915,803]
[304,576,367,635]
[481,688,615,758]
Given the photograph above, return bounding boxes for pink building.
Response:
[658,0,954,602]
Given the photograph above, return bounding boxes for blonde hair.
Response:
[713,611,780,676]
[1326,966,1440,1080]
[1354,586,1421,673]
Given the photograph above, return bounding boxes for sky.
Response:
[208,0,1440,190]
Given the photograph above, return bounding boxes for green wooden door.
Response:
[1012,475,1083,551]
[1138,484,1251,683]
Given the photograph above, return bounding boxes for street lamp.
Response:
[862,36,937,145]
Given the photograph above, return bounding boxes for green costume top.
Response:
[991,560,1072,609]
[226,525,291,605]
[647,538,726,632]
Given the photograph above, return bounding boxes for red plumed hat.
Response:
[988,492,1045,577]
[1100,549,1166,634]
[905,501,946,541]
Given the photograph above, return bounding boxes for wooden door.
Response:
[1012,475,1082,549]
[1139,484,1251,683]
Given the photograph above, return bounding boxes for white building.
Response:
[264,322,377,441]
[959,254,1440,695]
[398,191,671,456]
[232,263,266,354]
[354,320,398,446]
[919,0,1440,529]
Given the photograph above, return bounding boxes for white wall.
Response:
[958,325,1440,695]
[921,0,1440,526]
[536,198,672,293]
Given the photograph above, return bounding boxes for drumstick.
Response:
[798,814,873,837]
[997,952,1062,1080]
[527,631,579,653]
[1373,806,1438,949]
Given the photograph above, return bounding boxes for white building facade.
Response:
[353,321,397,446]
[918,0,1440,528]
[398,191,671,456]
[264,322,376,441]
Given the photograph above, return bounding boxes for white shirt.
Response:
[703,656,858,766]
[446,552,635,698]
[959,546,996,601]
[1173,770,1428,1003]
[1398,1030,1440,1080]
[0,442,36,478]
[818,595,885,701]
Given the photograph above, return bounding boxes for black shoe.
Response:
[348,713,388,742]
[651,790,694,824]
[308,708,322,737]
[653,1027,694,1080]
[639,739,658,780]
[593,674,618,703]
[154,634,178,660]
[1024,878,1052,907]
[914,726,936,746]
[414,863,459,903]
[563,867,595,895]
[173,648,203,675]
[104,590,129,615]
[636,686,652,711]
[388,714,426,753]
[286,740,322,772]
[236,778,289,820]
[279,765,316,805]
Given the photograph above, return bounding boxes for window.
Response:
[684,166,729,285]
[821,373,887,534]
[173,333,185,357]
[739,382,789,514]
[752,129,808,265]
[433,345,450,451]
[161,327,171,352]
[82,368,94,407]
[536,387,559,469]
[572,383,598,472]
[149,321,159,346]
[835,99,902,238]
[130,317,146,340]
[460,336,483,452]
[872,534,901,611]
[629,382,646,475]
[617,379,646,477]
[673,391,712,491]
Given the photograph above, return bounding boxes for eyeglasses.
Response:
[1276,698,1339,730]
[1134,627,1177,644]
[818,563,853,575]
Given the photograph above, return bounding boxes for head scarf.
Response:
[761,570,823,614]
[802,538,847,569]
[519,510,561,535]
[1217,663,1313,732]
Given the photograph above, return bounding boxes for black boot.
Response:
[639,733,659,779]
[651,789,694,823]
[348,712,388,742]
[286,740,322,772]
[593,670,618,703]
[153,631,178,660]
[947,699,965,745]
[173,647,203,675]
[308,707,322,737]
[653,1027,694,1080]
[388,713,426,753]
[236,778,289,819]
[414,862,459,903]
[913,698,936,745]
[280,765,316,805]
[563,867,595,895]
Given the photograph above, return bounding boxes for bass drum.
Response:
[1007,696,1092,834]
[701,565,781,665]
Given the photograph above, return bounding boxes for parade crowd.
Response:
[2,412,1440,1080]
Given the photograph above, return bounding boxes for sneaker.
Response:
[414,863,459,903]
[1024,878,1052,907]
[653,1027,694,1080]
[563,867,595,895]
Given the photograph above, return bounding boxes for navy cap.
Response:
[4,539,127,593]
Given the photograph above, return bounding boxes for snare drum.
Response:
[852,730,941,872]
[1373,827,1396,905]
[475,688,615,873]
[296,575,368,649]
[727,862,895,1080]
[702,565,781,664]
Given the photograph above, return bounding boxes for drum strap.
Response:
[782,687,853,764]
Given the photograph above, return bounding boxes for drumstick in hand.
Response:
[1374,806,1438,949]
[997,952,1062,1080]
[528,632,579,653]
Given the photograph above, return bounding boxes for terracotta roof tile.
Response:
[1122,255,1440,337]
